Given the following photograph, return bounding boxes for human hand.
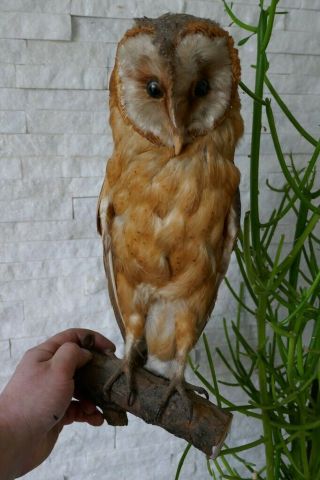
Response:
[0,329,115,479]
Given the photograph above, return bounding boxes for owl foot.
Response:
[156,380,209,422]
[103,360,137,407]
[156,379,193,422]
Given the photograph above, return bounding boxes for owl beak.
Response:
[168,96,185,155]
[173,131,184,156]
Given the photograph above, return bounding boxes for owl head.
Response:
[111,14,241,155]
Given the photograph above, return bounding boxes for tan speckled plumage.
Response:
[97,13,243,408]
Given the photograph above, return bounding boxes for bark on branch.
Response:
[75,349,232,458]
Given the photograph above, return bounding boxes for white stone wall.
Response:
[0,1,319,479]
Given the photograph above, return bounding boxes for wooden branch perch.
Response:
[75,348,232,458]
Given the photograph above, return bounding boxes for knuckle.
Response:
[62,342,80,355]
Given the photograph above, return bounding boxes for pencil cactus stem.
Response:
[249,8,268,267]
[222,0,257,32]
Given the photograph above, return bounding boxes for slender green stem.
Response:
[264,75,318,147]
[222,0,257,32]
[257,293,275,479]
[265,100,320,214]
[239,81,266,105]
[270,418,320,432]
[261,0,279,51]
[220,438,265,456]
[273,212,320,291]
[288,201,308,293]
[235,244,258,304]
[250,8,268,267]
[281,272,320,327]
[225,277,255,315]
[175,443,192,480]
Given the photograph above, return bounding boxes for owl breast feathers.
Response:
[97,13,243,406]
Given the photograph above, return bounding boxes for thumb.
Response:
[51,342,92,379]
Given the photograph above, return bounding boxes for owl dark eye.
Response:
[194,79,210,97]
[146,80,163,99]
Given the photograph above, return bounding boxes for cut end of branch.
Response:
[211,415,233,459]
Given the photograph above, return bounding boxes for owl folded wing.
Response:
[97,177,126,340]
[198,187,241,337]
[218,187,241,284]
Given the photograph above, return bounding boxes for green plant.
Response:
[176,1,320,478]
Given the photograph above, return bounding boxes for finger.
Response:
[50,342,92,378]
[51,329,116,352]
[28,329,115,362]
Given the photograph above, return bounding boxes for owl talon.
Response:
[103,358,138,407]
[126,368,138,406]
[103,366,124,399]
[127,388,137,407]
[184,381,209,400]
[155,403,167,423]
[176,384,193,422]
[155,380,193,423]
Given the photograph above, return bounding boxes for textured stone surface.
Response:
[0,196,71,222]
[25,89,108,111]
[285,8,320,31]
[27,110,109,134]
[269,31,320,55]
[24,40,115,66]
[0,88,27,110]
[0,0,71,14]
[0,211,100,239]
[0,12,72,40]
[268,73,320,95]
[72,16,131,42]
[0,3,319,480]
[17,65,108,90]
[0,111,26,133]
[21,155,106,179]
[63,134,112,156]
[0,65,16,88]
[267,53,320,75]
[301,0,320,8]
[71,0,185,18]
[0,134,64,156]
[0,39,27,63]
[0,157,22,179]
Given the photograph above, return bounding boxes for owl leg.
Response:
[103,313,145,406]
[156,310,207,421]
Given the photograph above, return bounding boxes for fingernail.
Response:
[81,334,95,349]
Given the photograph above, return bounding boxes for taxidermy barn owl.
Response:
[97,13,243,417]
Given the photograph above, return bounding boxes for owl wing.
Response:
[97,176,126,340]
[199,188,241,336]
